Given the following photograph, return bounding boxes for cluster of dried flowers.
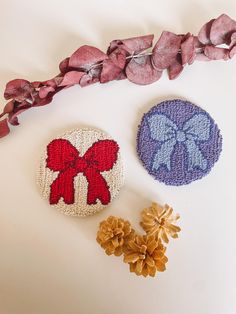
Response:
[1,13,236,139]
[96,202,180,277]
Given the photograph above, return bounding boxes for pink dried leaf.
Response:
[195,52,211,61]
[100,59,122,83]
[0,112,5,119]
[59,57,70,73]
[0,118,10,138]
[229,46,236,58]
[33,95,54,107]
[107,40,120,54]
[120,34,154,54]
[31,81,42,88]
[2,100,15,115]
[210,14,236,45]
[0,100,15,120]
[152,31,182,70]
[39,86,55,98]
[108,48,127,69]
[41,77,62,88]
[116,71,127,80]
[194,36,204,49]
[181,34,196,65]
[69,45,108,69]
[108,34,154,55]
[8,103,30,125]
[126,55,162,85]
[204,45,229,60]
[228,32,236,58]
[58,71,84,87]
[168,54,183,80]
[229,32,236,49]
[79,66,101,87]
[4,79,33,101]
[90,66,102,78]
[8,112,19,125]
[79,74,99,87]
[198,19,215,44]
[9,116,19,125]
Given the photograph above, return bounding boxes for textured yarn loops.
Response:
[37,128,124,216]
[137,99,222,186]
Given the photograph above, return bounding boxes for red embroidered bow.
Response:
[46,139,119,205]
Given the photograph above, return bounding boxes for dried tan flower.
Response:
[124,234,168,277]
[140,202,181,243]
[97,216,135,256]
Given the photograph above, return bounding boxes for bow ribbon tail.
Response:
[152,138,176,171]
[49,168,78,205]
[84,167,111,205]
[185,138,208,171]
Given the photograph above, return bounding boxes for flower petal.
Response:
[148,266,157,277]
[147,239,158,255]
[142,264,149,277]
[124,253,140,263]
[155,261,166,272]
[145,254,155,267]
[111,236,119,248]
[114,246,123,257]
[135,259,143,274]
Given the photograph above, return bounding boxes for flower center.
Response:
[155,217,165,226]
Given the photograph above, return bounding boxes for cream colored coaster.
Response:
[37,128,124,217]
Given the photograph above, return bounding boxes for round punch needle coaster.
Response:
[137,99,222,186]
[37,128,124,216]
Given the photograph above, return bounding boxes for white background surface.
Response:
[0,1,236,314]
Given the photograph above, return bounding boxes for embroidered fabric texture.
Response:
[37,128,124,216]
[137,99,222,186]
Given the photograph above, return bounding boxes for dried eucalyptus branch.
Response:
[0,13,236,138]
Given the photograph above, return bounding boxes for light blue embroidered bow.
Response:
[148,113,211,171]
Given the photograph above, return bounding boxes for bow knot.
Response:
[148,113,211,171]
[46,139,119,205]
[176,130,186,142]
[74,157,90,172]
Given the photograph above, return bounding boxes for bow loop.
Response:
[183,113,211,141]
[148,114,177,142]
[83,139,119,171]
[47,139,79,171]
